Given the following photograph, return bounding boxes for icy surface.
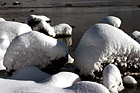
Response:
[74,23,140,76]
[103,64,124,93]
[10,66,50,82]
[0,21,32,70]
[43,72,81,88]
[3,31,68,72]
[101,16,121,28]
[123,75,137,85]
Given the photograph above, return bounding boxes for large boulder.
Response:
[74,23,140,76]
[3,31,68,74]
[0,21,32,70]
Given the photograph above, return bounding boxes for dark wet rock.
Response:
[13,1,21,5]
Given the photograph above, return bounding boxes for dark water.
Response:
[0,1,140,92]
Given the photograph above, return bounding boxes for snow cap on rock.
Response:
[3,31,68,72]
[74,23,140,76]
[101,16,121,28]
[0,21,32,70]
[103,64,124,93]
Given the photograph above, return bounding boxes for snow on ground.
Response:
[74,23,140,76]
[103,64,124,93]
[0,78,110,93]
[3,31,68,73]
[0,66,109,93]
[0,21,32,70]
[101,16,121,28]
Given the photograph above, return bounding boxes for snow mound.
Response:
[0,21,32,70]
[101,16,121,28]
[103,64,124,93]
[74,23,140,76]
[10,66,50,82]
[68,81,110,93]
[3,31,68,73]
[0,18,6,22]
[43,72,80,88]
[123,76,137,86]
[0,77,110,93]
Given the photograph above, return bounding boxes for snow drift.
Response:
[74,23,140,76]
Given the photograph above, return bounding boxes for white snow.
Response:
[0,78,110,93]
[39,21,72,37]
[0,18,6,22]
[43,72,81,88]
[53,23,72,36]
[68,81,110,93]
[27,14,51,22]
[0,21,32,70]
[3,31,68,72]
[101,16,121,28]
[39,21,56,37]
[68,54,74,64]
[123,75,137,85]
[103,64,124,93]
[130,31,140,39]
[10,66,50,82]
[74,23,140,76]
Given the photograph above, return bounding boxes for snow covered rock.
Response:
[101,16,121,28]
[123,75,137,87]
[43,72,80,88]
[130,31,140,39]
[39,21,72,37]
[0,21,32,70]
[68,81,110,93]
[3,31,68,74]
[10,66,50,82]
[103,64,124,93]
[0,18,6,22]
[74,23,140,76]
[53,23,72,36]
[38,21,56,37]
[130,31,140,44]
[27,14,51,31]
